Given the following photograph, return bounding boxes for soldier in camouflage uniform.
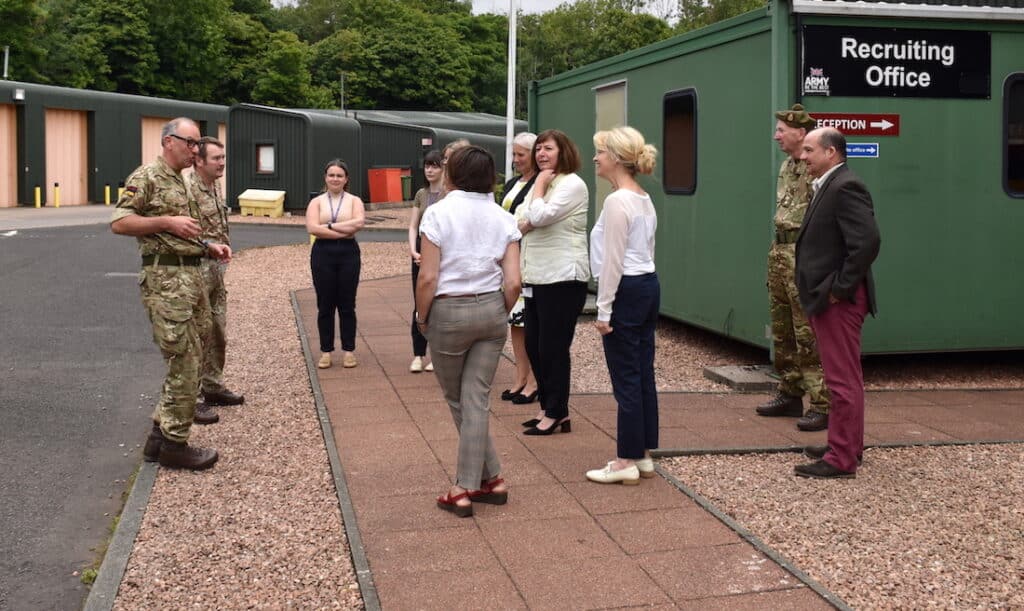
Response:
[111,117,231,470]
[755,104,831,432]
[187,137,245,408]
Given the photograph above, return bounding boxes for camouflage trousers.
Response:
[140,264,208,443]
[768,243,830,413]
[198,259,228,394]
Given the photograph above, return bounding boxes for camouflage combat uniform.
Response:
[768,157,830,414]
[187,172,230,396]
[112,156,207,443]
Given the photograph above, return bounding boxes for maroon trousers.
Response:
[809,283,868,473]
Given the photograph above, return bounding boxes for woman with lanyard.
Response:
[306,159,366,369]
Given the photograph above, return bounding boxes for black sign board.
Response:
[802,25,990,99]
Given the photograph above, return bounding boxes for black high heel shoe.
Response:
[521,418,541,428]
[511,390,539,405]
[523,417,571,436]
[501,386,526,401]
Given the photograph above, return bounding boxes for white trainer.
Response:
[636,457,656,478]
[424,360,434,372]
[586,461,640,485]
[410,356,424,373]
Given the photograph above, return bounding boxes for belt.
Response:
[775,228,800,244]
[142,254,202,266]
[435,290,500,299]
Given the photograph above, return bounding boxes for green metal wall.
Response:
[531,8,1024,353]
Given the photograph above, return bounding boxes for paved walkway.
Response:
[295,276,1024,610]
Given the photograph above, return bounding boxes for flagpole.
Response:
[505,0,518,181]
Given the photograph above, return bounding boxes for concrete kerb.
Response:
[289,291,381,611]
[654,464,853,611]
[82,462,158,611]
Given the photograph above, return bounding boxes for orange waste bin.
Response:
[367,168,404,203]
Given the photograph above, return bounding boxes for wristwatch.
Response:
[327,222,333,230]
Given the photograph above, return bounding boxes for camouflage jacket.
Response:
[186,172,230,245]
[774,157,814,232]
[111,156,205,257]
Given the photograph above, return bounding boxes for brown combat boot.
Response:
[158,439,219,470]
[755,392,803,417]
[193,402,220,425]
[143,423,162,462]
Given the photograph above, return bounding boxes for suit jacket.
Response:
[501,174,537,216]
[795,163,881,318]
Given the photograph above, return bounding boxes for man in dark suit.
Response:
[793,127,881,479]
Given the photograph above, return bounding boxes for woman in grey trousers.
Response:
[415,145,522,518]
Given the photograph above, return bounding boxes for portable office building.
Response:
[529,0,1024,353]
[229,104,511,208]
[0,80,226,207]
[338,110,527,137]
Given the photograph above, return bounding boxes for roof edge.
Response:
[792,0,1024,22]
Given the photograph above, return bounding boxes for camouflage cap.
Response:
[775,103,815,129]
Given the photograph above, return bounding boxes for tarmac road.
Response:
[0,216,401,610]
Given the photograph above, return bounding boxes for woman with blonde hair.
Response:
[585,126,661,485]
[498,131,539,404]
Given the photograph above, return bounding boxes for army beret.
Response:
[774,103,815,129]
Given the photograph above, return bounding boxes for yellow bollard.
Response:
[54,182,60,208]
[34,186,41,208]
[104,184,110,205]
[118,187,125,201]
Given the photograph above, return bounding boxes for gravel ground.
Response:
[662,446,1024,609]
[115,224,1024,609]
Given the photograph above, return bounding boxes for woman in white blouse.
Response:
[585,127,661,485]
[415,146,522,517]
[517,129,590,436]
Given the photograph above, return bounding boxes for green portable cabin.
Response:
[529,0,1024,354]
[0,80,226,207]
[227,104,362,211]
[342,110,527,137]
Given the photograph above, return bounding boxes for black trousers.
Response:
[311,238,360,353]
[524,280,587,420]
[410,258,428,356]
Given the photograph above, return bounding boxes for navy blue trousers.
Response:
[311,238,360,353]
[601,273,660,459]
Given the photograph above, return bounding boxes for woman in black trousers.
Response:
[306,159,366,369]
[516,130,590,435]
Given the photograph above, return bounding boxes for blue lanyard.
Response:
[326,191,343,224]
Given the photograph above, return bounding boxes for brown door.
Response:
[0,104,16,207]
[44,108,88,206]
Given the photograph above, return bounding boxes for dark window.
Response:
[1006,74,1024,198]
[663,89,697,195]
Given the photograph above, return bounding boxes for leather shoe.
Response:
[586,461,640,485]
[511,390,539,405]
[794,459,855,479]
[203,389,245,406]
[193,402,219,425]
[755,393,803,417]
[796,411,828,431]
[804,445,863,466]
[158,438,219,470]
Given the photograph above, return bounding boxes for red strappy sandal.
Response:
[469,477,508,505]
[436,489,473,517]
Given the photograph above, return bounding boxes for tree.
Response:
[676,0,766,33]
[0,0,47,81]
[143,0,231,101]
[252,30,331,108]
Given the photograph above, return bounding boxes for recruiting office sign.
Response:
[802,25,990,98]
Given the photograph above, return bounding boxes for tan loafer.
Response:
[636,457,656,478]
[317,353,332,369]
[342,352,358,368]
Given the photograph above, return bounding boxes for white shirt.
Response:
[590,189,657,322]
[517,173,590,285]
[419,190,521,295]
[812,162,845,195]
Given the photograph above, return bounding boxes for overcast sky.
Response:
[471,0,566,14]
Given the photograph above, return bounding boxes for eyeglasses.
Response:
[168,134,200,149]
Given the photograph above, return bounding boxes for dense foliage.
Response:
[0,0,764,115]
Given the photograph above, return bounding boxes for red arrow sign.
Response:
[811,113,901,136]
